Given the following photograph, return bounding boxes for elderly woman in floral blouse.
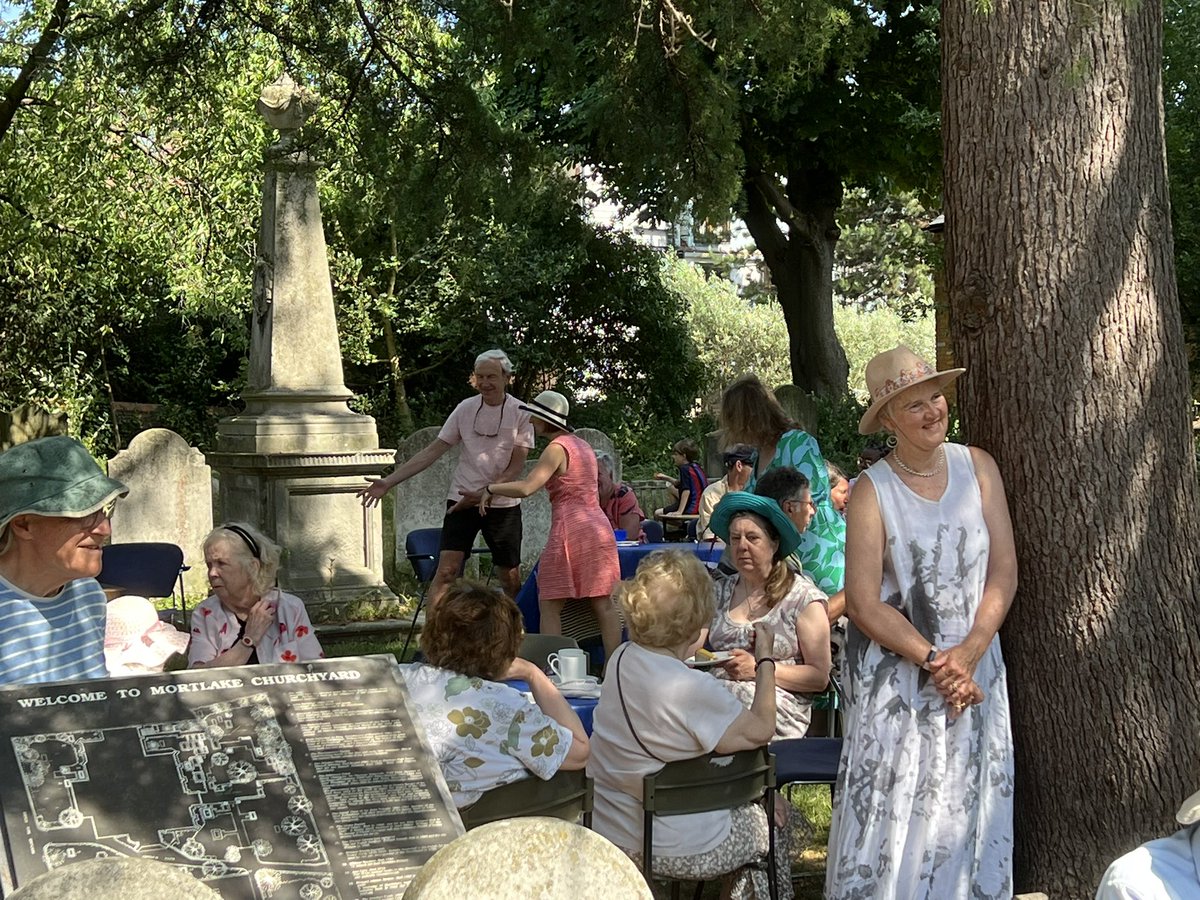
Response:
[400,580,589,809]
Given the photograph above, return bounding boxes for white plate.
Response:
[616,540,640,547]
[685,651,734,669]
[550,674,599,686]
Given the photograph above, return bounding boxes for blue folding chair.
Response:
[399,529,492,660]
[99,543,189,625]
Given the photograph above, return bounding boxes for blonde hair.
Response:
[203,522,282,596]
[719,374,794,450]
[615,550,714,649]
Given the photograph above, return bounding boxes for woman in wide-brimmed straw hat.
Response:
[472,391,621,661]
[826,345,1017,899]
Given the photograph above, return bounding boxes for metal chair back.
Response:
[517,634,580,671]
[460,769,593,831]
[99,543,188,624]
[641,746,777,899]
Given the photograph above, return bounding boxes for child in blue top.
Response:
[654,439,708,516]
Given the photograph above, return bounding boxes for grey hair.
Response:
[203,522,282,596]
[594,451,616,477]
[475,349,514,375]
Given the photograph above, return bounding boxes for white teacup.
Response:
[548,649,589,683]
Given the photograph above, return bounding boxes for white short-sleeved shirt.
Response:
[587,643,745,857]
[400,663,573,808]
[437,394,534,508]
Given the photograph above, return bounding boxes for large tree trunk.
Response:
[742,161,849,395]
[943,1,1200,895]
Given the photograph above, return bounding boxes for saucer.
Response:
[550,674,599,686]
[616,540,640,547]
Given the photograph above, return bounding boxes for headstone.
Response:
[206,75,395,614]
[108,429,213,596]
[0,658,462,897]
[0,403,68,452]
[774,383,818,434]
[574,427,616,478]
[8,858,219,900]
[402,817,652,899]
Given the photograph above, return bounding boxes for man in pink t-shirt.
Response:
[358,350,535,603]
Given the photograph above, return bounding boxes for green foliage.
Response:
[835,188,938,320]
[813,391,869,473]
[450,0,943,393]
[833,304,936,402]
[665,258,791,414]
[1165,0,1200,394]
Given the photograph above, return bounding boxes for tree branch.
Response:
[0,0,73,145]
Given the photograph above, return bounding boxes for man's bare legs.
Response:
[427,552,522,608]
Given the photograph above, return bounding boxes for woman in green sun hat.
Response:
[699,491,831,739]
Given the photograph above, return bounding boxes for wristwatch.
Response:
[756,657,777,672]
[922,647,938,670]
[240,636,255,649]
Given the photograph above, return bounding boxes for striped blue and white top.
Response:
[0,574,108,685]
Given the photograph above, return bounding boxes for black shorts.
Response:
[440,501,522,569]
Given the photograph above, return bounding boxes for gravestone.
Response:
[774,383,818,434]
[0,403,68,452]
[0,658,461,898]
[574,427,616,478]
[109,429,213,596]
[402,818,652,899]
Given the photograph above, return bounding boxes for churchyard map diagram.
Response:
[0,660,462,898]
[13,693,337,899]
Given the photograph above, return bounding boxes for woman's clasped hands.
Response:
[929,642,986,719]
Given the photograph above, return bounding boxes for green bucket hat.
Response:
[709,491,803,560]
[0,436,128,531]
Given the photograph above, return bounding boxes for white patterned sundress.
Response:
[825,443,1014,900]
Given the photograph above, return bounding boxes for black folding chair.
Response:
[641,746,778,900]
[99,543,189,626]
[460,769,593,831]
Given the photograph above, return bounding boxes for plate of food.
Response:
[685,649,734,669]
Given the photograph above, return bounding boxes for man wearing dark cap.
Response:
[696,444,756,540]
[0,436,128,684]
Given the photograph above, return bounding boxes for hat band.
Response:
[525,398,568,424]
[870,362,939,406]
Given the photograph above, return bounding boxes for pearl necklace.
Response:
[893,445,946,478]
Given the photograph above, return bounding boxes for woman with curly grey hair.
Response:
[188,522,323,667]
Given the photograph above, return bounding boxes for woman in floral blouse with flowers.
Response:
[189,522,323,667]
[401,580,589,809]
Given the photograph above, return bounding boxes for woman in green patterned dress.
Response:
[719,374,846,595]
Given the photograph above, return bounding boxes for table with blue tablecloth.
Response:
[503,679,598,735]
[514,540,724,634]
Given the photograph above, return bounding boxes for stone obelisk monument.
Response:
[208,74,396,612]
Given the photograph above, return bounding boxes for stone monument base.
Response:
[207,447,397,618]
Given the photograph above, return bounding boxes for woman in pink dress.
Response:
[479,391,621,660]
